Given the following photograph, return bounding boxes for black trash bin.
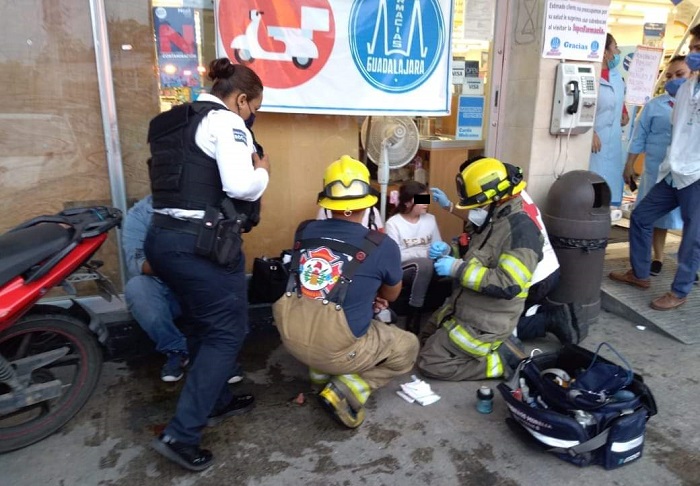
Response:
[542,170,611,340]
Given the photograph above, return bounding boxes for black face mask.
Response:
[245,113,256,129]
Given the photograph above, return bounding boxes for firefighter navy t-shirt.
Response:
[297,218,402,337]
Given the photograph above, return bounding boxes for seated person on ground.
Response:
[385,181,443,334]
[122,195,244,383]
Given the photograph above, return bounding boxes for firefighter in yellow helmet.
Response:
[273,155,419,428]
[417,157,544,380]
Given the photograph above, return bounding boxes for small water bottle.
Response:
[476,386,494,414]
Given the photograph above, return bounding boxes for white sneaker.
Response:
[228,374,244,384]
[610,208,623,225]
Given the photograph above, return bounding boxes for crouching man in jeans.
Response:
[122,195,244,383]
[273,155,419,428]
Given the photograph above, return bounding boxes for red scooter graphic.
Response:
[0,206,122,453]
[231,8,330,69]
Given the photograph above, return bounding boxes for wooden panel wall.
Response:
[242,113,361,266]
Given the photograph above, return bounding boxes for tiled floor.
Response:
[601,220,699,345]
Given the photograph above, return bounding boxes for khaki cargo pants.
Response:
[274,295,419,408]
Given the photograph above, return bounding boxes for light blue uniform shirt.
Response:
[589,68,626,206]
[121,195,154,280]
[628,94,682,230]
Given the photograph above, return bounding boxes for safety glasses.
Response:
[317,179,380,201]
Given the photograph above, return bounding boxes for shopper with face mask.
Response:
[610,25,700,311]
[623,56,692,276]
[590,33,629,213]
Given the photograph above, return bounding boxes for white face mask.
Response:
[468,208,489,227]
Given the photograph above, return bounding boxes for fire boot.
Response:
[497,335,527,379]
[318,382,366,429]
[544,304,576,345]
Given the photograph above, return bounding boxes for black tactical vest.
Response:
[147,101,260,231]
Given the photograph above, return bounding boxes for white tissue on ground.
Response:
[398,375,441,406]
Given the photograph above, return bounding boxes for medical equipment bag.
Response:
[497,343,657,469]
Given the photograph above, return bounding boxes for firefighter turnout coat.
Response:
[418,196,544,381]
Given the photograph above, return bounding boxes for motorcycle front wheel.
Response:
[0,313,103,453]
[234,48,253,64]
[292,57,313,69]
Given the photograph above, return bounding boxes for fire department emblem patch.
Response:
[299,246,344,299]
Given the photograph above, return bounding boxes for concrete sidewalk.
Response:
[0,310,698,486]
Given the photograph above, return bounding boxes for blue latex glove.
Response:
[429,241,451,259]
[430,187,452,210]
[434,256,458,277]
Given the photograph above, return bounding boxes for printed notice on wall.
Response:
[456,95,484,140]
[462,0,494,41]
[625,46,664,106]
[542,1,609,61]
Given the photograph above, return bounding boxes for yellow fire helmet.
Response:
[455,157,527,210]
[317,155,380,211]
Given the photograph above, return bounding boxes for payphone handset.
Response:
[550,63,597,135]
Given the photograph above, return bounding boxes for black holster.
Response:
[194,205,245,266]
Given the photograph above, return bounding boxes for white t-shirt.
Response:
[385,213,442,262]
[658,76,700,189]
[316,207,384,230]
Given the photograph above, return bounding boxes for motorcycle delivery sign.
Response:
[215,0,452,115]
[217,0,335,90]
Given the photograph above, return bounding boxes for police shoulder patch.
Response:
[232,128,248,145]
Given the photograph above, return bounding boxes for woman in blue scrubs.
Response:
[589,33,628,208]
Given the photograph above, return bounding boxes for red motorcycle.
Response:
[0,206,122,453]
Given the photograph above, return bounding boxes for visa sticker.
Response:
[232,128,247,145]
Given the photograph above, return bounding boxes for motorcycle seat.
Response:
[0,223,74,287]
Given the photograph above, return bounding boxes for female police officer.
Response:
[145,58,269,471]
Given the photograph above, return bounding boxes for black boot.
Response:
[497,335,527,379]
[544,304,576,345]
[151,433,213,471]
[405,306,422,335]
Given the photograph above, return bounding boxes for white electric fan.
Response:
[360,116,420,222]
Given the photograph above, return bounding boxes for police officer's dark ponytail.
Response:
[208,57,263,102]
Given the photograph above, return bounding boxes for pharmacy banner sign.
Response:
[215,0,453,115]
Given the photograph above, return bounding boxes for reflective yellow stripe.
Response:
[516,283,531,299]
[444,322,502,358]
[435,304,454,325]
[309,368,331,385]
[461,257,487,291]
[337,374,371,405]
[486,351,504,378]
[499,254,531,290]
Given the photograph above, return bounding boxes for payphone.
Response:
[550,63,597,135]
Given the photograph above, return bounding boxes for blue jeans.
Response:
[145,225,249,445]
[630,178,700,298]
[125,275,185,355]
[402,258,435,308]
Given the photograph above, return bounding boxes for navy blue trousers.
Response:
[630,178,700,298]
[145,225,248,445]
